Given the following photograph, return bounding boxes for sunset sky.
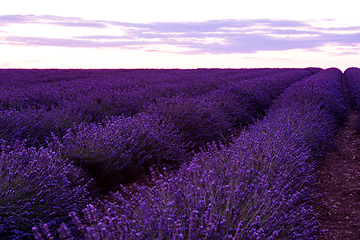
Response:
[1,0,360,70]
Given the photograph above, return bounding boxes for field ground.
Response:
[314,77,360,239]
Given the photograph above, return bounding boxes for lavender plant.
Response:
[0,142,97,239]
[49,112,188,194]
[343,68,360,108]
[0,105,90,148]
[271,68,347,126]
[144,94,232,152]
[344,67,360,134]
[216,69,312,128]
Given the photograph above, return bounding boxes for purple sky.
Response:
[2,16,360,53]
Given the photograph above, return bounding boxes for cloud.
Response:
[5,36,150,48]
[0,15,106,28]
[75,35,133,40]
[50,21,106,28]
[1,15,360,55]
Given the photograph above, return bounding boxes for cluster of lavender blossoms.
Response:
[48,112,190,194]
[0,141,97,239]
[343,67,360,133]
[32,68,347,239]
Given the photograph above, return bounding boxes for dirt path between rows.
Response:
[314,76,360,239]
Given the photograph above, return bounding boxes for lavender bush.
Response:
[219,70,312,126]
[0,103,95,148]
[344,67,360,109]
[144,94,232,152]
[0,142,97,239]
[343,67,360,134]
[49,112,188,194]
[272,68,347,127]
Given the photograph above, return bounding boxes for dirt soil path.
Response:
[314,76,360,239]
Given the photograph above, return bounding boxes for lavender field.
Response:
[0,67,356,239]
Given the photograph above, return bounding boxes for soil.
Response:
[313,76,360,239]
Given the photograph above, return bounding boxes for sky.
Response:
[1,0,360,70]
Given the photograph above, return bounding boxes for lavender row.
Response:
[343,67,360,133]
[34,68,347,240]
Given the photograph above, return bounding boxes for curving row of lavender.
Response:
[32,68,347,239]
[0,68,319,239]
[344,67,360,133]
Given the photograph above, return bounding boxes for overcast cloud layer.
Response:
[1,15,360,55]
